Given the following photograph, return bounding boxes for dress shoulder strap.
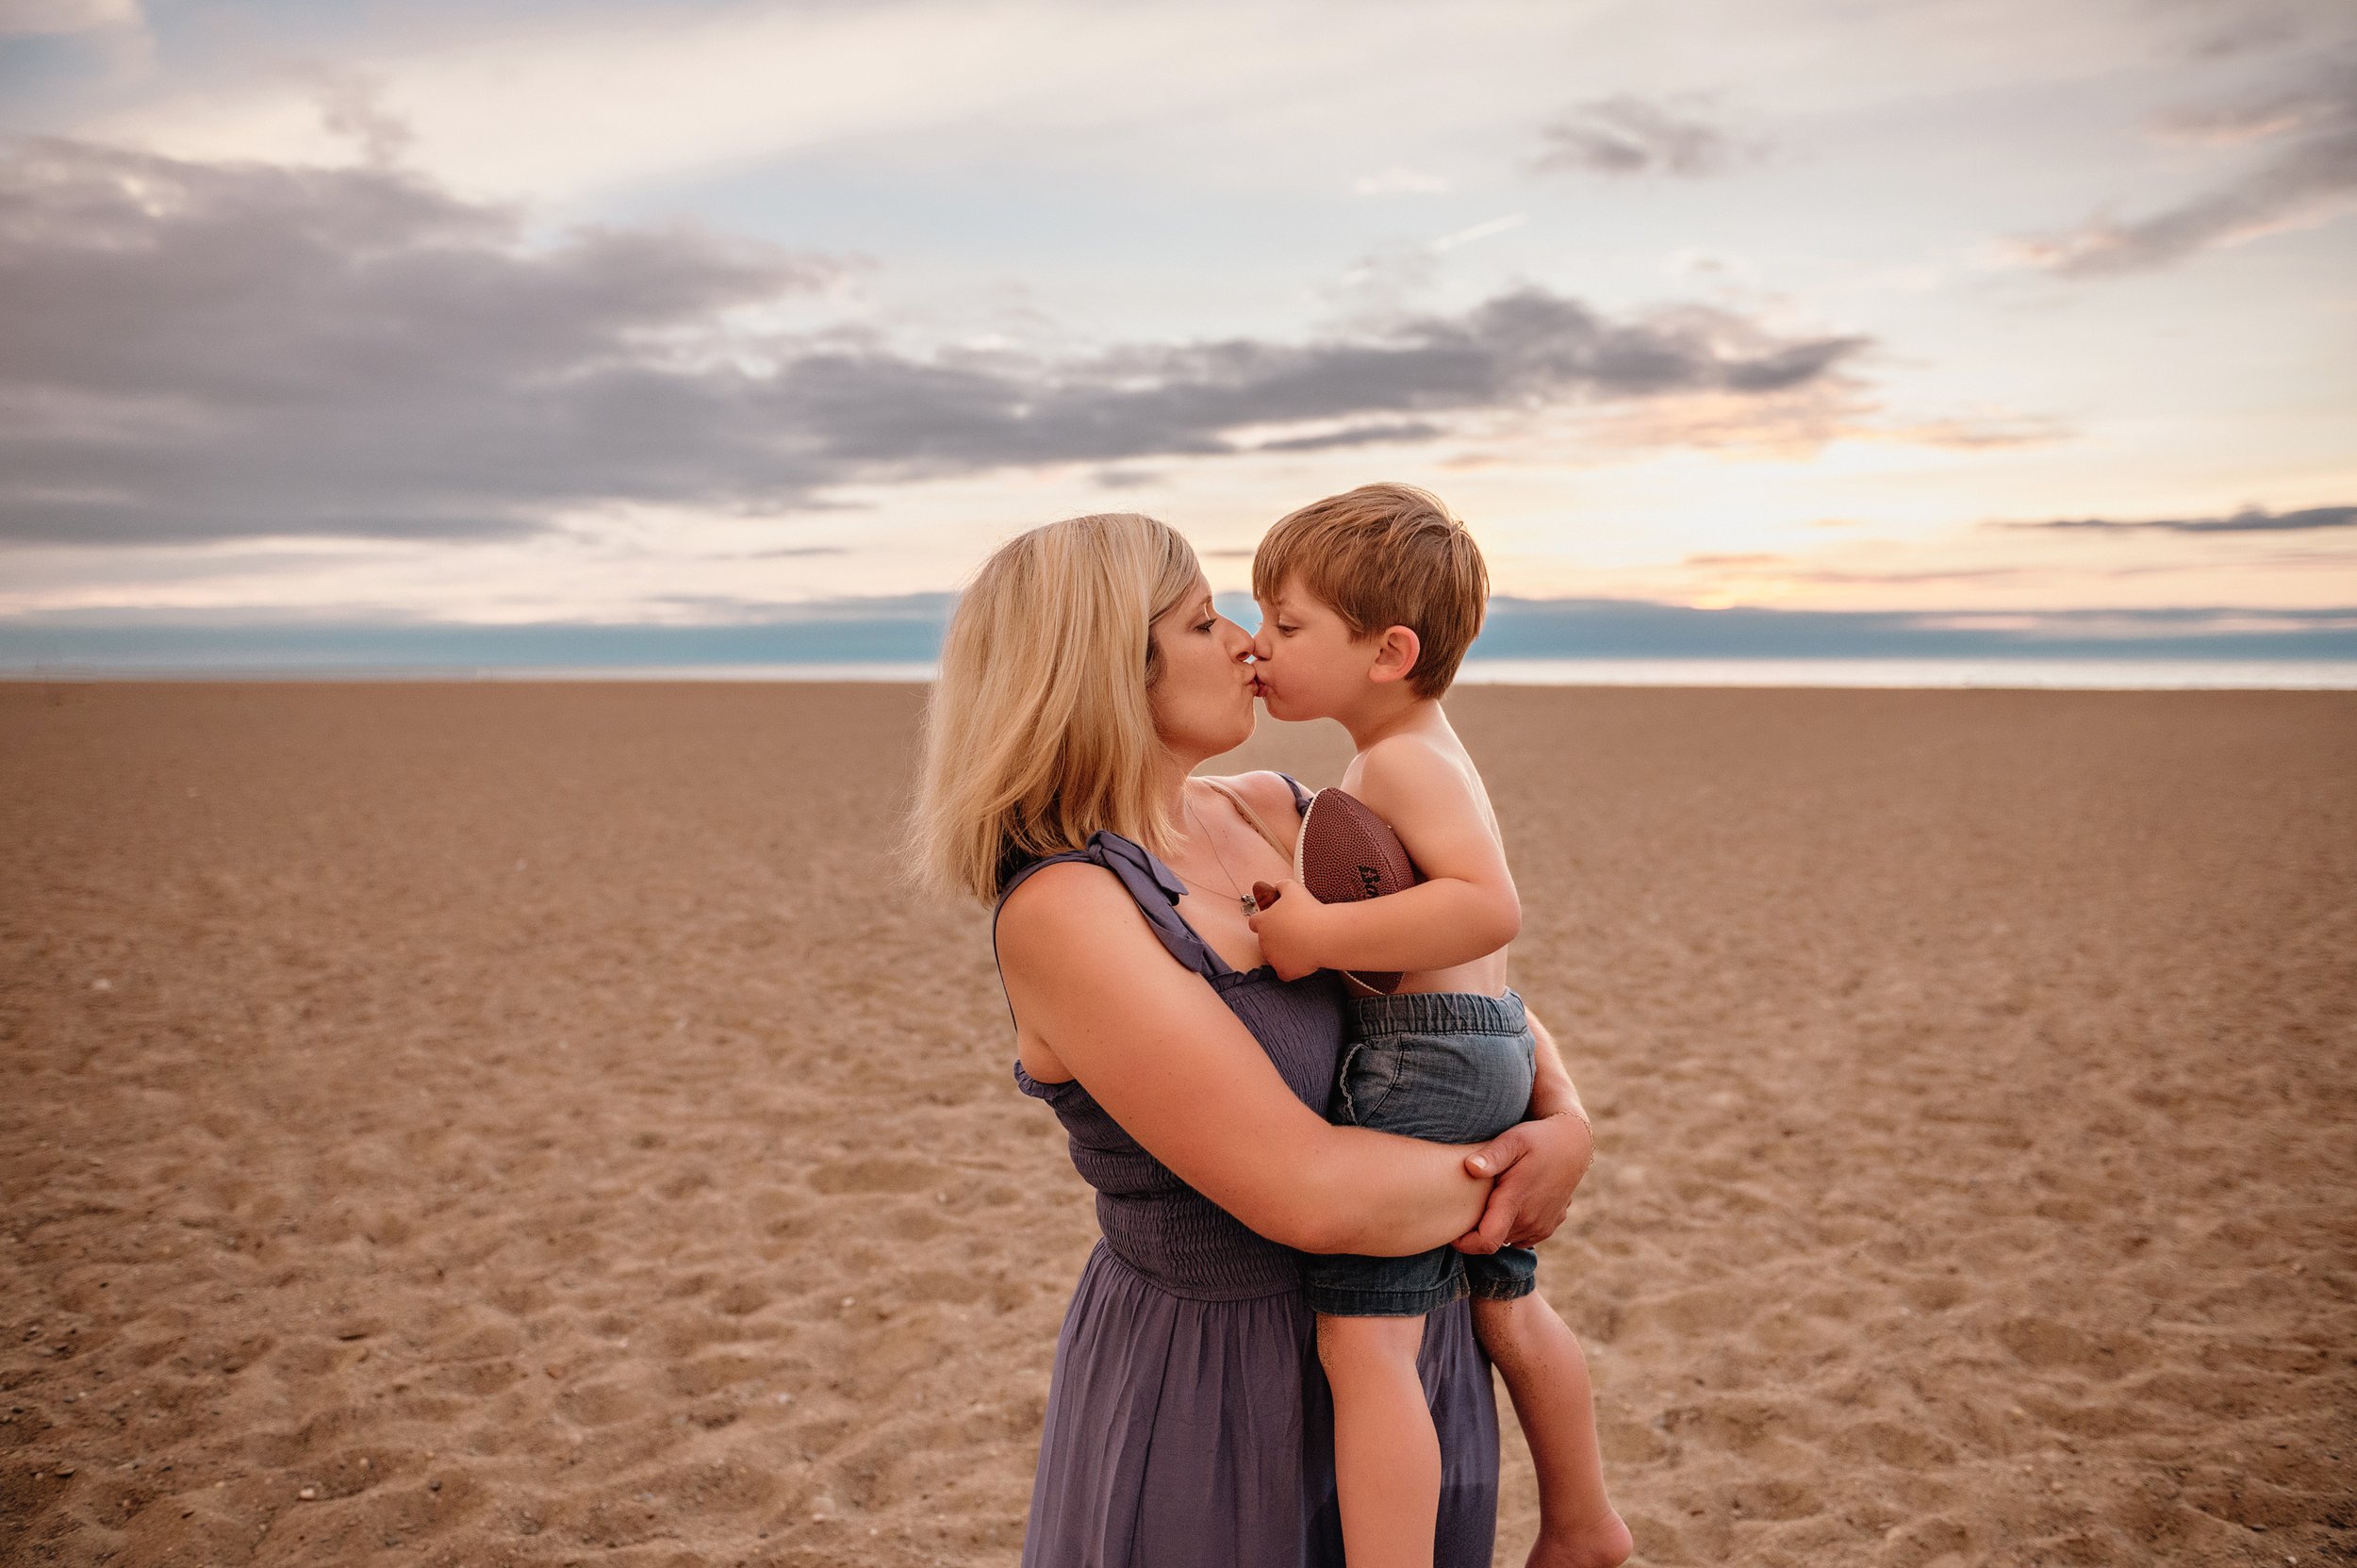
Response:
[993,832,1220,980]
[1195,775,1294,860]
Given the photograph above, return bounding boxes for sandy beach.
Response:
[3,680,2352,1568]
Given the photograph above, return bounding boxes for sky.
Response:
[1,0,2354,661]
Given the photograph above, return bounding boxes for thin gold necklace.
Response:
[1181,791,1258,916]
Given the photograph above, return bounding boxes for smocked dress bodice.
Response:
[1007,830,1351,1300]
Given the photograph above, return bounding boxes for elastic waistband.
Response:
[1092,1237,1300,1304]
[1349,987,1526,1038]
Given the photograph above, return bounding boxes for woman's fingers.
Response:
[1463,1128,1528,1179]
[1451,1180,1518,1253]
[1504,1114,1591,1245]
[1457,1114,1591,1250]
[1453,1127,1527,1253]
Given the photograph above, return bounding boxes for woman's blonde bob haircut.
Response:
[912,512,1201,903]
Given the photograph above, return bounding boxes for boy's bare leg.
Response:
[1318,1312,1441,1568]
[1474,1292,1632,1568]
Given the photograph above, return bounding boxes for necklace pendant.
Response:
[1241,892,1260,916]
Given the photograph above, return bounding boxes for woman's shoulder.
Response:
[998,854,1124,927]
[997,853,1157,957]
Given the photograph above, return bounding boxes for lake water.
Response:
[14,658,2357,688]
[453,659,2357,688]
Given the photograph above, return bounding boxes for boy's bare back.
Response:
[1340,708,1515,999]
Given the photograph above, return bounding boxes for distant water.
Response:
[475,658,2357,689]
[1450,658,2357,689]
[12,658,2357,688]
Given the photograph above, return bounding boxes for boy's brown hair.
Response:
[1253,483,1489,698]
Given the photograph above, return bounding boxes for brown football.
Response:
[1292,786,1422,994]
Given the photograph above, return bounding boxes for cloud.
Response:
[1870,414,2074,450]
[1352,168,1448,197]
[311,69,415,170]
[1532,97,1749,178]
[1431,213,1527,251]
[2007,67,2357,274]
[1998,503,2357,533]
[1253,421,1445,454]
[0,137,849,546]
[0,0,139,36]
[2180,0,2347,59]
[0,137,1870,548]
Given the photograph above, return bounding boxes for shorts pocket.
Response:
[1336,1041,1405,1128]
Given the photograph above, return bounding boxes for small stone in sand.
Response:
[298,1486,317,1500]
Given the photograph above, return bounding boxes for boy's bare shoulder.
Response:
[1347,732,1483,819]
[1353,731,1475,788]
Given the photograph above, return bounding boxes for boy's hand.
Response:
[1244,880,1327,982]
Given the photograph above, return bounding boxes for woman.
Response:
[912,513,1594,1566]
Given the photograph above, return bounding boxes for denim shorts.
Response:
[1303,988,1541,1317]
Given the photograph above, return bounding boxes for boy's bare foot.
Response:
[1525,1508,1633,1568]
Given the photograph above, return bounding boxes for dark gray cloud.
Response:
[2015,66,2356,274]
[0,136,1865,548]
[2001,503,2356,532]
[312,69,415,169]
[1532,97,1748,178]
[1253,421,1445,453]
[0,136,847,545]
[2176,0,2351,59]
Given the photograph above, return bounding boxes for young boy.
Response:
[1246,484,1630,1568]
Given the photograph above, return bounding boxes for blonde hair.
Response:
[912,512,1202,903]
[1252,483,1488,698]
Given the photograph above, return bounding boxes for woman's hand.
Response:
[1451,1110,1592,1254]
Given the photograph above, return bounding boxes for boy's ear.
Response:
[1367,625,1422,686]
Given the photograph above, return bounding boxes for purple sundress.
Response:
[997,816,1501,1567]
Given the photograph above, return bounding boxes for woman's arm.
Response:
[999,860,1492,1258]
[1452,1007,1594,1254]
